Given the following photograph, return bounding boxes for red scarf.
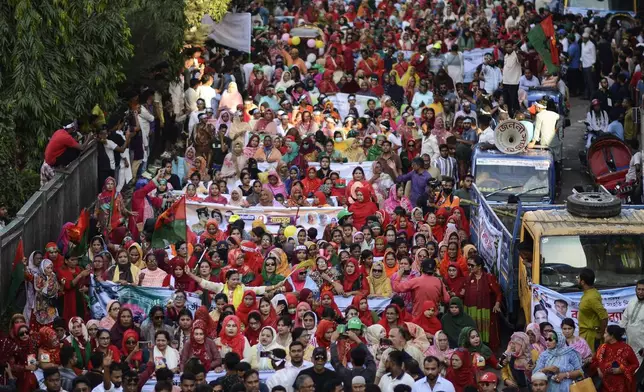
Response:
[190,320,214,370]
[218,315,246,357]
[445,349,476,392]
[244,311,262,346]
[351,294,374,327]
[120,329,143,363]
[315,320,336,349]
[316,290,342,318]
[236,290,258,327]
[412,301,442,335]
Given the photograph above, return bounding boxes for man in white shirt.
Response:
[411,82,434,116]
[519,69,541,92]
[581,32,597,99]
[184,78,200,113]
[411,357,455,392]
[620,280,644,364]
[92,352,123,392]
[378,351,416,392]
[197,74,220,109]
[137,90,155,166]
[286,341,313,370]
[477,115,495,145]
[480,53,503,94]
[420,122,440,166]
[503,42,522,116]
[266,348,299,392]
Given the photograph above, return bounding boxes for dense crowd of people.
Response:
[4,0,644,390]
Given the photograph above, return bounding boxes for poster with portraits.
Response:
[530,284,636,332]
[185,200,344,238]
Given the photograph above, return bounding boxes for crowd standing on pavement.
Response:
[4,0,644,391]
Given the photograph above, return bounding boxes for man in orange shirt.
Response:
[435,176,460,209]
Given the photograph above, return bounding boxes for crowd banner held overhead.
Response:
[89,277,202,322]
[531,284,636,332]
[187,200,344,238]
[202,13,252,53]
[326,92,380,119]
[463,48,494,83]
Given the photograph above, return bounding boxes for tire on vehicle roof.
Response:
[566,192,621,218]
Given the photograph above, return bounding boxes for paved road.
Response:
[558,97,593,202]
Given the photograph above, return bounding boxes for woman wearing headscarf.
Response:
[99,300,121,330]
[425,330,455,366]
[412,301,442,339]
[533,330,583,392]
[110,308,141,348]
[281,141,308,174]
[66,317,91,369]
[458,326,498,369]
[219,82,243,111]
[340,258,369,297]
[348,187,378,230]
[444,262,467,298]
[180,320,222,372]
[343,138,367,162]
[405,322,432,354]
[445,349,477,392]
[254,110,278,135]
[301,166,323,197]
[351,294,377,327]
[170,258,196,292]
[94,177,129,237]
[309,256,340,294]
[500,332,534,390]
[245,326,283,370]
[525,322,546,355]
[369,161,395,205]
[441,297,477,348]
[377,304,403,335]
[38,326,61,368]
[287,184,311,207]
[367,260,392,297]
[269,248,291,278]
[462,255,502,351]
[108,248,140,285]
[216,315,252,358]
[261,256,285,287]
[236,290,259,328]
[221,141,249,188]
[33,258,59,328]
[383,183,412,216]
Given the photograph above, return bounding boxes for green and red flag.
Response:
[152,196,187,248]
[527,15,559,74]
[69,208,91,258]
[7,238,25,312]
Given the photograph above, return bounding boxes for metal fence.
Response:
[0,143,98,307]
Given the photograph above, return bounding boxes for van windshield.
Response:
[567,0,633,12]
[539,235,644,291]
[475,159,550,202]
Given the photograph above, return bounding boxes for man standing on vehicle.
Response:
[528,102,561,190]
[577,268,608,352]
[502,41,522,117]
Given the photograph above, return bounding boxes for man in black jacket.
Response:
[330,330,377,392]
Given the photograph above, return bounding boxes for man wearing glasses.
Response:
[298,347,338,391]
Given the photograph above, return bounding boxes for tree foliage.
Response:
[0,0,187,214]
[185,0,232,28]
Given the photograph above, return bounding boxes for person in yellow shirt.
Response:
[577,268,608,352]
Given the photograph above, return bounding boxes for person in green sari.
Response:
[367,134,386,161]
[262,256,285,286]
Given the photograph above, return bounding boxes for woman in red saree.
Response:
[93,177,128,237]
[351,294,375,327]
[259,296,278,328]
[462,255,502,351]
[5,323,38,392]
[348,187,378,230]
[57,253,90,321]
[592,325,639,392]
[199,219,227,243]
[412,301,442,338]
[377,304,403,335]
[236,290,258,327]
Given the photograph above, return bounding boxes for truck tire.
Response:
[566,192,621,218]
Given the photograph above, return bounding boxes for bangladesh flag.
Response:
[151,196,187,248]
[7,238,25,313]
[69,209,91,258]
[527,15,559,74]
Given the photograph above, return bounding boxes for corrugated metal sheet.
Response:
[523,208,644,237]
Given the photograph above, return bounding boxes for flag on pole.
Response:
[69,209,91,258]
[527,15,559,74]
[151,196,187,248]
